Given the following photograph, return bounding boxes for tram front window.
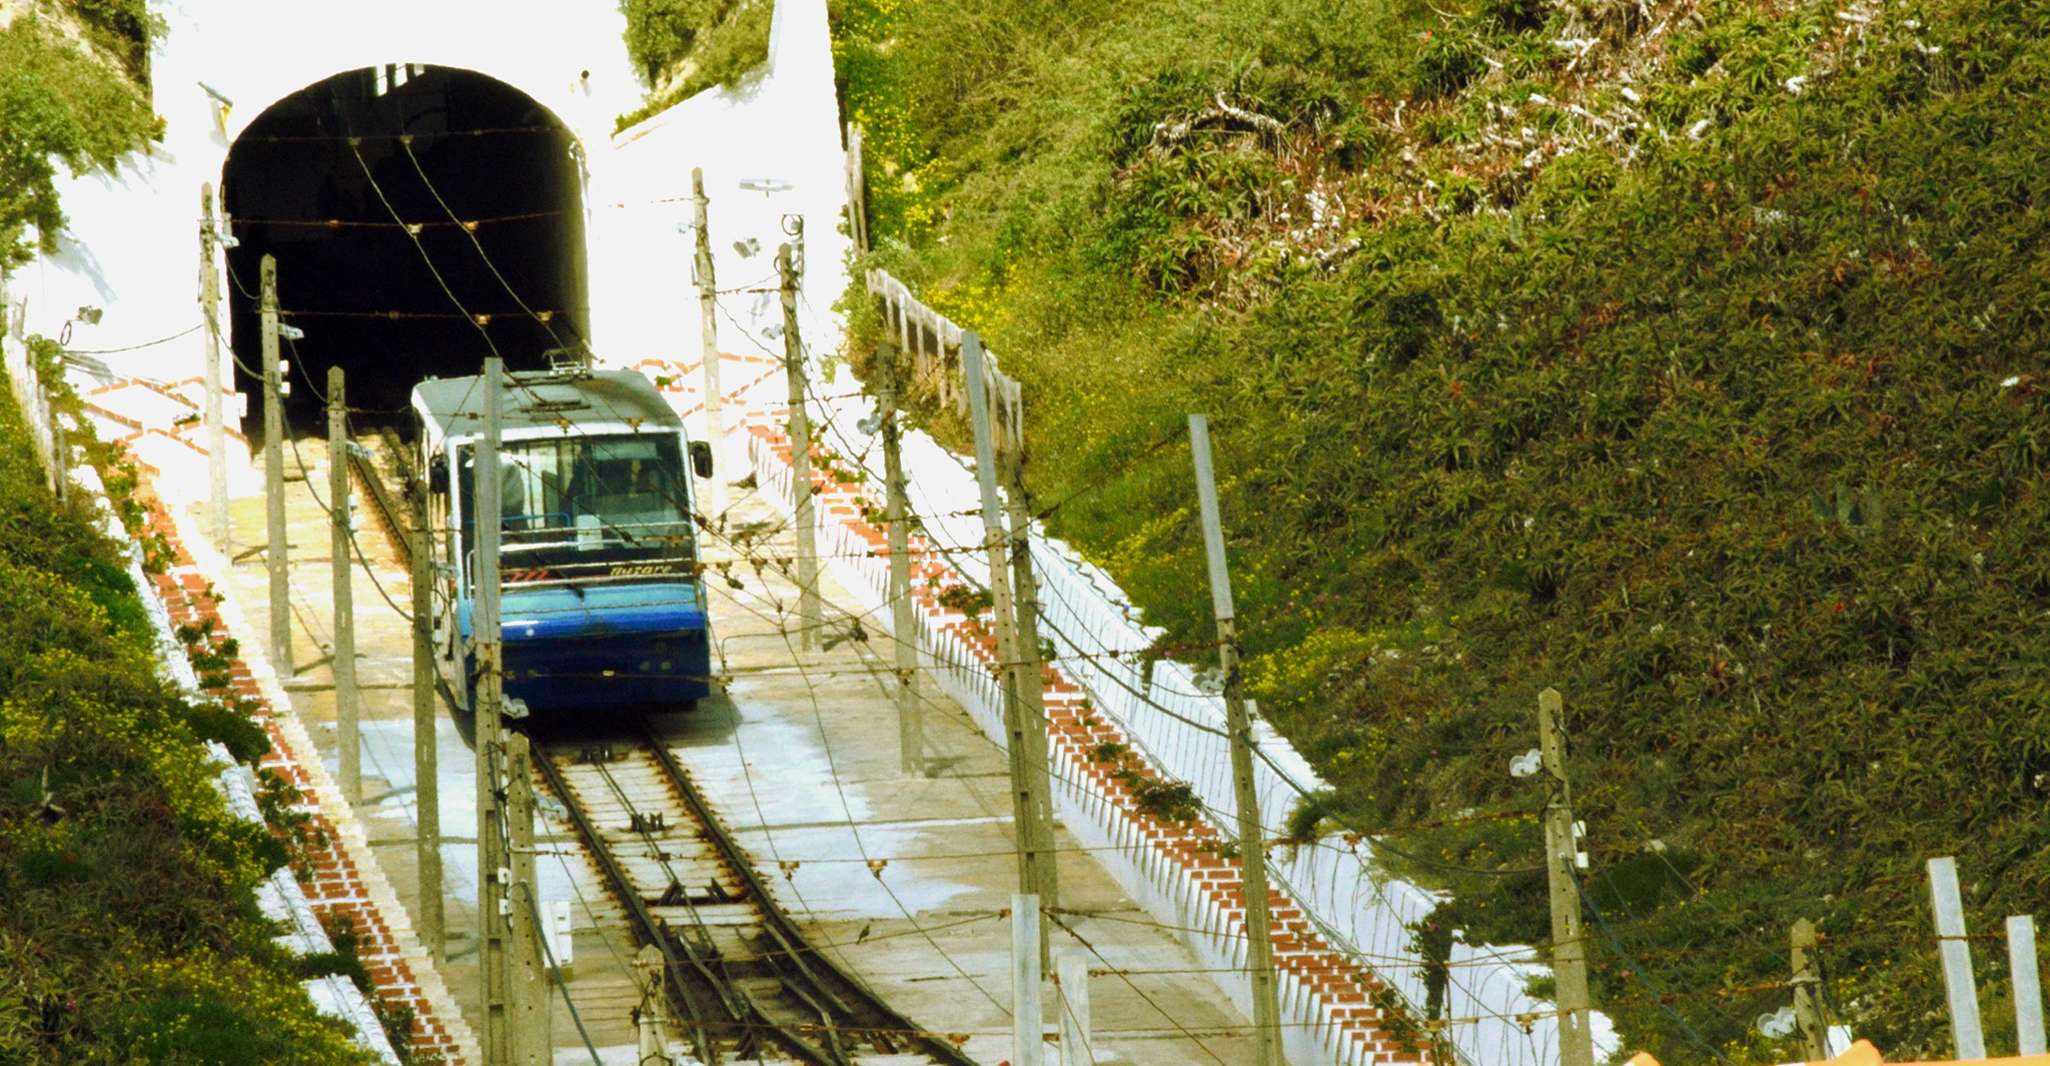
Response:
[458,435,695,577]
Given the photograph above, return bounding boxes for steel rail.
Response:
[639,718,980,1066]
[346,428,415,554]
[529,750,726,1063]
[350,434,972,1064]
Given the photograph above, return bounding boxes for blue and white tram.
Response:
[413,366,715,713]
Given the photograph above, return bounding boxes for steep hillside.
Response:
[833,0,2050,1059]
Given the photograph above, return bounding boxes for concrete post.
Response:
[2011,915,2045,1055]
[476,356,510,1065]
[261,255,291,672]
[1928,856,1987,1059]
[777,243,822,649]
[1056,950,1092,1066]
[1188,414,1283,1066]
[877,340,922,775]
[200,183,229,549]
[635,943,673,1065]
[691,168,725,512]
[1000,397,1059,921]
[507,731,550,1063]
[1012,893,1044,1066]
[329,367,359,804]
[968,332,1055,963]
[1540,688,1595,1066]
[1790,918,1829,1062]
[410,481,444,962]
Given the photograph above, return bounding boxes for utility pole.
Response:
[1187,414,1283,1066]
[410,481,444,962]
[876,341,922,775]
[506,731,550,1063]
[777,244,822,650]
[2011,915,2046,1055]
[199,183,229,549]
[691,168,724,506]
[1927,855,1986,1059]
[49,390,67,503]
[999,393,1059,919]
[261,255,291,671]
[329,367,360,804]
[966,331,1055,963]
[1789,918,1829,1061]
[476,356,512,1065]
[1012,893,1044,1066]
[634,944,674,1065]
[1539,687,1595,1066]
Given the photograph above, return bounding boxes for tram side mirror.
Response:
[428,462,448,494]
[690,440,713,479]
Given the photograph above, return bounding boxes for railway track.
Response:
[535,723,977,1065]
[348,433,976,1065]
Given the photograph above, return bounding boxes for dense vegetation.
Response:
[616,0,774,130]
[833,0,2050,1059]
[1,10,378,1060]
[0,8,162,267]
[0,343,369,1063]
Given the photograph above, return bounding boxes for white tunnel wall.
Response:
[18,0,850,440]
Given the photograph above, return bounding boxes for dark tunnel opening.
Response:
[222,64,588,434]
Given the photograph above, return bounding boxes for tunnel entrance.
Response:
[222,65,588,431]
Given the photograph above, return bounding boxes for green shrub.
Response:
[0,370,365,1060]
[61,0,161,79]
[0,16,162,267]
[615,0,772,130]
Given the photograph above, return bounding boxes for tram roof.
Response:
[413,369,682,440]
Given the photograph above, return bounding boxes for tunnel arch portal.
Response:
[222,64,590,429]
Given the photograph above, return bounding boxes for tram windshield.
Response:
[458,433,696,580]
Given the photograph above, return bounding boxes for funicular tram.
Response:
[412,362,715,714]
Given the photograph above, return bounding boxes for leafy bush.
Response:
[0,380,364,1059]
[0,17,162,268]
[835,0,2050,1057]
[61,0,162,79]
[615,0,772,130]
[622,0,721,84]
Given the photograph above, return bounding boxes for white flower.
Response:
[1687,118,1714,140]
[1784,75,1809,94]
[2000,375,2020,388]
